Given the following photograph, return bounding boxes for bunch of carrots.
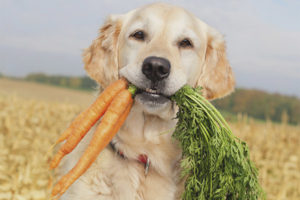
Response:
[50,78,137,198]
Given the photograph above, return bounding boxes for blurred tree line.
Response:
[24,73,97,91]
[213,89,300,125]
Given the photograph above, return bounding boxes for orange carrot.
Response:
[55,110,88,144]
[50,78,127,169]
[52,89,133,197]
[111,100,132,133]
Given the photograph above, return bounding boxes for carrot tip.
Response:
[50,151,64,169]
[51,184,61,196]
[55,138,64,144]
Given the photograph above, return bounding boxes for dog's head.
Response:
[83,3,235,115]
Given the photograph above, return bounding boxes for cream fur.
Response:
[59,3,235,200]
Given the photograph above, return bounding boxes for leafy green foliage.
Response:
[172,86,264,200]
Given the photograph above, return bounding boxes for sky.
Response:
[1,0,300,97]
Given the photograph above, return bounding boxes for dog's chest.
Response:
[83,149,181,200]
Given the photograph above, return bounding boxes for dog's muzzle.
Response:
[135,56,171,106]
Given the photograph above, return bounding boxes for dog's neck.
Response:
[112,102,182,176]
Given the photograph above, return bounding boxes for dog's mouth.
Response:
[135,87,170,105]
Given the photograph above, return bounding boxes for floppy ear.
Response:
[82,15,122,88]
[196,26,235,100]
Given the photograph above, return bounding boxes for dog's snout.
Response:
[142,56,171,82]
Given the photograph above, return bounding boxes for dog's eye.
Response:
[178,38,193,48]
[130,30,145,41]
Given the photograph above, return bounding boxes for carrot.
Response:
[55,110,88,144]
[52,89,133,197]
[50,78,128,169]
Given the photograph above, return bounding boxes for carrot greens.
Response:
[171,85,264,200]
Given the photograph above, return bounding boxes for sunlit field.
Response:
[0,79,299,200]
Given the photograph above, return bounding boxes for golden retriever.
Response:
[59,3,235,200]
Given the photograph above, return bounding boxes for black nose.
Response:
[142,56,171,82]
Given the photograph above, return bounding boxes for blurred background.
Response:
[0,0,299,199]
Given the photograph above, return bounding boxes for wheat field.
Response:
[0,79,299,200]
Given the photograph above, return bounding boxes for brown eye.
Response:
[130,30,145,41]
[179,38,193,48]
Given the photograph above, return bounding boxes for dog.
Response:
[59,3,235,199]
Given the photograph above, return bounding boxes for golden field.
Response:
[0,78,299,200]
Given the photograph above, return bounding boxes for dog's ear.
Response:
[196,26,235,100]
[83,15,122,88]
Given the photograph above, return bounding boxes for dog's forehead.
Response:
[126,4,196,32]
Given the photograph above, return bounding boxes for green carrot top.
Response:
[171,85,264,200]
